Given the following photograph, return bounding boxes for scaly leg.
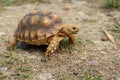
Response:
[41,36,64,62]
[7,38,18,50]
[69,34,76,46]
[45,36,61,59]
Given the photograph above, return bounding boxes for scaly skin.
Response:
[7,39,18,51]
[45,36,64,60]
[69,34,76,46]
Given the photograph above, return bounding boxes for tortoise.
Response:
[8,10,79,61]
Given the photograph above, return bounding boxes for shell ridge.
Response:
[26,16,31,28]
[15,11,63,42]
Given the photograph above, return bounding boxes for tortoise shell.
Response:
[14,10,63,42]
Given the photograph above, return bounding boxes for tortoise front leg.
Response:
[41,36,64,62]
[7,38,17,50]
[69,34,76,46]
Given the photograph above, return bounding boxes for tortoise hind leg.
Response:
[7,38,18,51]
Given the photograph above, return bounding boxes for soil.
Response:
[0,0,120,80]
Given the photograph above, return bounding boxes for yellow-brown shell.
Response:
[14,10,63,42]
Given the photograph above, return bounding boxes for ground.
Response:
[0,0,120,80]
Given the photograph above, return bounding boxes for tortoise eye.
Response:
[72,27,76,30]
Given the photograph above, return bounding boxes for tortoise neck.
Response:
[58,28,68,37]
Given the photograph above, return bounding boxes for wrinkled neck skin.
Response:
[58,28,68,37]
[58,28,69,37]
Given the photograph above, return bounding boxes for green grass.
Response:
[15,66,31,79]
[115,34,120,39]
[59,38,82,53]
[111,24,120,39]
[60,37,82,48]
[105,0,120,8]
[0,51,32,80]
[0,7,6,12]
[0,37,10,45]
[0,78,3,80]
[14,73,31,80]
[77,38,83,44]
[17,66,31,72]
[63,69,102,80]
[60,38,75,53]
[60,38,70,48]
[0,0,43,6]
[83,18,97,23]
[111,24,120,32]
[0,51,18,66]
[81,69,102,80]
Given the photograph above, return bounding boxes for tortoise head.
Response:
[62,24,79,35]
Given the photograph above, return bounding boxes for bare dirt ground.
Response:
[0,0,120,80]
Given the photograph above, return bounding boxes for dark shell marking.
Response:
[15,11,63,42]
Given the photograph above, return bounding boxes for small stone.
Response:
[38,73,53,80]
[93,41,100,44]
[81,57,86,60]
[0,32,5,36]
[28,55,37,59]
[116,78,120,80]
[62,7,70,11]
[62,0,72,3]
[41,58,47,63]
[117,21,120,26]
[70,68,78,76]
[72,71,78,75]
[73,51,78,54]
[72,0,87,5]
[0,42,2,47]
[101,37,108,41]
[100,51,107,54]
[97,47,103,51]
[74,60,82,63]
[0,67,8,71]
[109,11,120,17]
[88,61,99,65]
